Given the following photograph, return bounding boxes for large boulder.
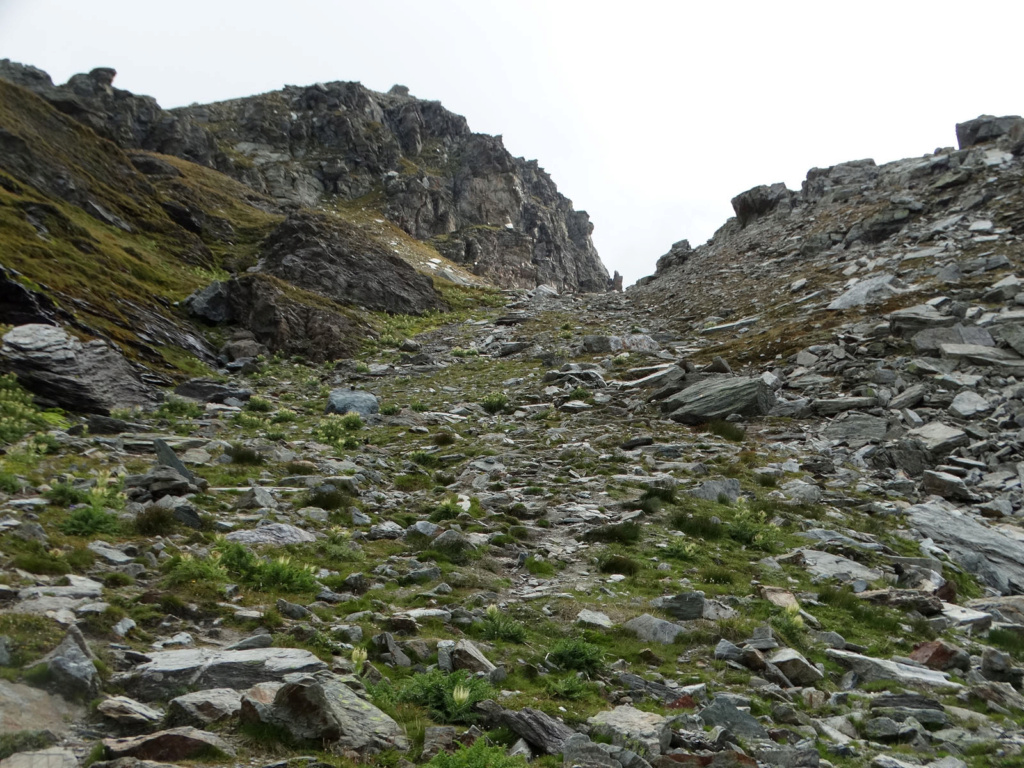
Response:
[239,671,407,754]
[908,499,1024,595]
[588,705,671,756]
[731,182,791,227]
[663,376,776,424]
[956,115,1024,149]
[257,211,446,315]
[325,389,379,417]
[0,324,157,414]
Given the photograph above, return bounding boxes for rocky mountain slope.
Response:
[3,85,1024,768]
[0,61,609,293]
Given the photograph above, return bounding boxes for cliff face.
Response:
[0,61,608,292]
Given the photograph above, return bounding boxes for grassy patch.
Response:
[0,614,64,667]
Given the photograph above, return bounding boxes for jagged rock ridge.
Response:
[0,61,608,293]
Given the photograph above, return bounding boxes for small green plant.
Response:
[477,604,527,643]
[410,401,430,413]
[270,408,297,423]
[0,373,58,444]
[663,539,699,560]
[430,496,464,522]
[340,413,363,430]
[480,392,509,414]
[354,362,371,374]
[60,503,119,537]
[379,403,401,416]
[0,471,23,494]
[670,511,724,539]
[218,542,318,593]
[225,443,264,465]
[156,396,203,419]
[548,637,604,675]
[44,482,89,507]
[698,564,736,584]
[726,503,781,552]
[597,553,641,575]
[524,556,556,576]
[433,430,457,446]
[582,521,641,545]
[545,674,592,700]
[424,739,527,768]
[133,505,177,535]
[451,347,480,358]
[388,669,494,724]
[245,396,274,413]
[410,450,440,468]
[163,551,229,589]
[302,486,350,510]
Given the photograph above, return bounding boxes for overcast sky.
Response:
[2,0,1022,286]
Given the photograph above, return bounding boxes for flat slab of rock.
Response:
[0,748,78,768]
[576,609,614,629]
[223,523,316,545]
[663,376,776,424]
[908,500,1024,595]
[588,705,671,756]
[122,647,327,701]
[624,614,685,644]
[826,649,961,689]
[907,422,969,455]
[103,727,234,761]
[801,549,882,582]
[0,680,84,735]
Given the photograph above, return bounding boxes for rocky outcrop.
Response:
[256,211,446,314]
[0,324,159,414]
[0,60,608,293]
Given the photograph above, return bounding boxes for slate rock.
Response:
[102,727,235,761]
[43,626,99,700]
[166,688,243,726]
[239,670,407,753]
[663,376,776,424]
[768,649,824,686]
[908,499,1024,595]
[120,647,327,700]
[224,523,316,546]
[588,705,671,756]
[0,324,157,415]
[624,614,686,644]
[474,699,574,754]
[698,698,769,740]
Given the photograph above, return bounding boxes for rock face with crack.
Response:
[239,672,408,754]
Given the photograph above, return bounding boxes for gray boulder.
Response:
[956,114,1024,149]
[239,671,407,753]
[325,389,379,418]
[43,626,99,700]
[698,698,769,740]
[663,377,776,424]
[908,499,1024,594]
[624,614,685,644]
[0,324,157,414]
[588,705,671,756]
[224,523,316,546]
[166,688,243,726]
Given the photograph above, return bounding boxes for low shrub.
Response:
[60,504,119,536]
[548,637,604,675]
[45,482,89,507]
[706,420,746,442]
[597,553,641,575]
[245,396,274,413]
[133,506,177,535]
[424,739,527,768]
[480,393,509,414]
[582,521,641,545]
[218,542,318,593]
[477,605,527,643]
[387,669,494,724]
[225,443,264,465]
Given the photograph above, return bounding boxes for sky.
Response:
[2,0,1023,286]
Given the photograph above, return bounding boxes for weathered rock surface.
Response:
[239,671,407,753]
[0,325,157,414]
[120,647,327,700]
[102,727,235,761]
